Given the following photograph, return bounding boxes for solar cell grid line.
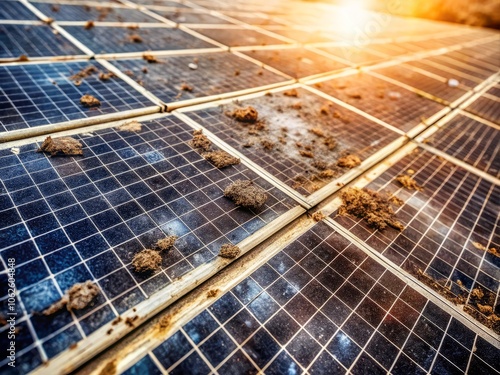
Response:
[60,24,218,55]
[326,145,499,337]
[317,45,388,67]
[426,54,497,81]
[188,26,294,47]
[28,2,162,23]
[0,61,158,135]
[146,7,239,25]
[0,23,87,59]
[416,111,500,178]
[0,114,302,374]
[0,0,39,21]
[116,222,499,375]
[106,51,291,107]
[464,95,500,125]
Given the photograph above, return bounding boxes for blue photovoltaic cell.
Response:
[0,114,297,371]
[61,26,216,54]
[0,61,156,132]
[332,148,499,328]
[109,52,287,104]
[0,24,85,58]
[126,222,499,374]
[31,3,160,23]
[0,1,38,21]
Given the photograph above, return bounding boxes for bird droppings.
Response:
[339,187,405,231]
[132,249,162,273]
[202,150,240,168]
[396,174,424,191]
[80,94,101,107]
[224,180,268,209]
[207,289,220,298]
[155,236,178,252]
[337,154,361,168]
[218,244,241,259]
[42,281,100,315]
[228,106,259,123]
[116,121,142,132]
[143,53,158,63]
[37,136,83,157]
[188,63,198,70]
[190,129,212,152]
[84,20,94,30]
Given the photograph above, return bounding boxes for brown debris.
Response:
[37,136,83,157]
[155,236,178,251]
[190,129,211,152]
[218,244,241,259]
[312,211,326,222]
[98,72,114,81]
[202,150,240,168]
[229,106,259,123]
[143,53,158,63]
[472,242,499,258]
[309,127,325,138]
[106,328,113,335]
[207,289,220,298]
[158,314,171,331]
[338,187,404,231]
[112,316,122,325]
[224,180,268,209]
[44,17,54,24]
[51,5,60,12]
[99,360,117,375]
[261,139,275,150]
[125,315,139,327]
[132,249,162,273]
[291,102,302,110]
[128,34,143,43]
[84,21,94,30]
[396,175,423,191]
[42,281,99,315]
[337,154,361,169]
[318,169,336,178]
[413,268,466,304]
[313,160,328,170]
[299,150,314,158]
[80,94,101,107]
[18,55,29,62]
[116,121,142,132]
[283,88,299,97]
[70,65,98,81]
[127,24,140,30]
[324,137,337,151]
[180,82,193,92]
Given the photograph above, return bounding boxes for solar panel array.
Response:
[0,0,498,374]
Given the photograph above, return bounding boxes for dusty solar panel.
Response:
[108,51,288,105]
[149,8,234,25]
[0,114,300,371]
[0,23,86,59]
[0,61,156,133]
[465,95,500,125]
[61,25,217,54]
[311,72,447,133]
[0,1,38,20]
[318,46,386,66]
[191,27,290,47]
[241,47,349,79]
[120,222,498,375]
[30,3,161,23]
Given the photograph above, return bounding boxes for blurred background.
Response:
[305,0,500,29]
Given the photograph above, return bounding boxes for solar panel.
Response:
[0,0,498,373]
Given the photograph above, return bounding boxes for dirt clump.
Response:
[18,55,29,62]
[190,129,212,152]
[143,53,158,63]
[337,154,361,169]
[309,127,325,138]
[323,137,337,151]
[99,360,117,375]
[180,82,193,92]
[339,187,404,231]
[283,88,299,97]
[117,121,142,132]
[84,21,94,30]
[132,249,162,273]
[99,72,114,81]
[155,236,178,251]
[70,65,98,81]
[299,150,314,158]
[38,136,83,157]
[261,139,275,150]
[43,281,99,315]
[128,34,142,43]
[207,289,220,298]
[224,180,268,209]
[202,150,240,168]
[312,211,326,222]
[396,174,423,191]
[218,244,241,259]
[228,106,259,123]
[80,94,101,107]
[472,241,499,258]
[413,268,465,304]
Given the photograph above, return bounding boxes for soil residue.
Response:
[155,236,178,251]
[283,89,299,97]
[43,281,99,315]
[396,174,423,191]
[202,150,240,168]
[472,241,499,258]
[128,34,143,43]
[207,289,220,298]
[143,53,158,63]
[224,180,268,209]
[228,106,259,124]
[84,21,94,30]
[37,136,83,157]
[99,360,117,375]
[337,154,361,169]
[132,249,162,273]
[80,94,101,107]
[190,129,211,152]
[218,244,241,259]
[338,187,404,231]
[116,121,142,132]
[311,211,326,222]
